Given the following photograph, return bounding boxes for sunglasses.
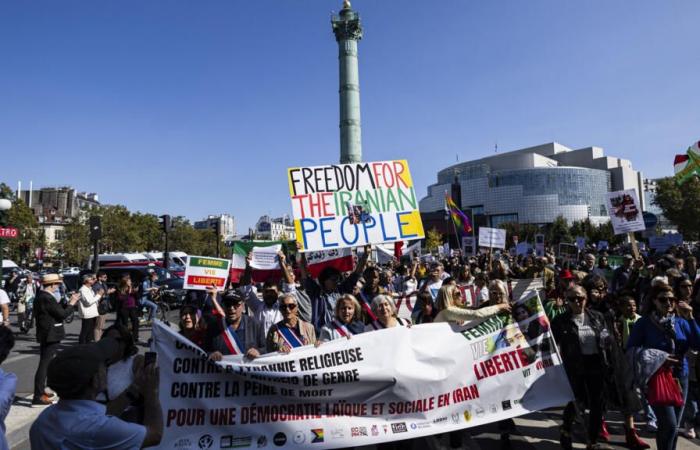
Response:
[566,295,586,304]
[279,303,297,311]
[656,296,676,304]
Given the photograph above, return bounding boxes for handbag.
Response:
[97,297,111,315]
[647,365,683,407]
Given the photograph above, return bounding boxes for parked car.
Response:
[61,266,81,275]
[96,265,186,306]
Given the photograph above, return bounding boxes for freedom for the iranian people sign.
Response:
[152,292,572,449]
[606,189,646,235]
[288,160,425,252]
[183,256,230,291]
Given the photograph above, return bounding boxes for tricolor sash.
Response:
[221,318,244,355]
[277,324,305,349]
[331,319,352,337]
[358,291,384,330]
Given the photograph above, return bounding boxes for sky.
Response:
[1,1,699,233]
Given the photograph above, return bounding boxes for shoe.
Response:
[625,427,651,449]
[31,394,54,407]
[560,428,573,450]
[645,420,657,433]
[599,420,611,442]
[681,425,697,439]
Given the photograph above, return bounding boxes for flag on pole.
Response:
[444,193,473,234]
[674,140,700,185]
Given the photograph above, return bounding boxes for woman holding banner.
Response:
[317,294,365,343]
[267,293,316,352]
[434,284,510,325]
[363,294,411,332]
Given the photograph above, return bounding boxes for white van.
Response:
[143,251,188,267]
[89,253,150,269]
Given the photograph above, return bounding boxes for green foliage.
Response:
[498,222,540,248]
[546,216,573,247]
[425,227,443,251]
[653,176,700,240]
[0,183,42,264]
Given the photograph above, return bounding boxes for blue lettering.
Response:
[379,214,396,241]
[339,216,359,246]
[319,217,338,248]
[361,216,376,243]
[300,219,318,250]
[397,212,418,239]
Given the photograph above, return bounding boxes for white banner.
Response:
[151,294,573,449]
[183,256,231,291]
[478,227,506,249]
[250,245,282,270]
[606,189,646,235]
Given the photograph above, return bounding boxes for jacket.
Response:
[204,315,266,356]
[266,319,316,353]
[551,308,613,377]
[34,289,74,344]
[78,285,101,319]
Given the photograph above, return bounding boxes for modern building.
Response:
[254,215,296,241]
[642,178,676,233]
[194,214,236,240]
[420,142,645,231]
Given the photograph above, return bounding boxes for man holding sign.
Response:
[205,291,265,361]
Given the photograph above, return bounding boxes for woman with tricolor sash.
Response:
[363,294,411,332]
[266,293,316,353]
[318,294,365,343]
[205,292,266,361]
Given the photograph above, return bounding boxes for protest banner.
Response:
[461,236,475,257]
[231,241,287,283]
[597,241,609,252]
[575,236,586,251]
[478,227,506,250]
[183,256,231,291]
[534,234,545,257]
[515,242,532,256]
[152,292,572,450]
[605,189,646,235]
[288,160,425,252]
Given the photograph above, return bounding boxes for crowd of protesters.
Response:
[1,240,700,449]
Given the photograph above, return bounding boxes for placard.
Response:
[288,160,425,252]
[183,256,231,291]
[605,189,646,235]
[250,244,282,270]
[478,227,506,249]
[461,236,475,256]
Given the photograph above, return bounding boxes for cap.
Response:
[41,274,61,285]
[221,291,244,306]
[560,269,576,280]
[47,339,120,396]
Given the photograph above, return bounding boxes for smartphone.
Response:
[144,351,157,367]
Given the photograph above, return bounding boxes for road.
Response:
[5,308,699,450]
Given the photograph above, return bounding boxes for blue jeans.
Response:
[651,374,689,450]
[141,299,158,321]
[684,381,699,425]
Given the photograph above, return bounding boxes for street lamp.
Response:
[0,199,12,287]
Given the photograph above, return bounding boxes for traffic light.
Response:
[159,215,172,233]
[89,216,102,241]
[209,220,221,235]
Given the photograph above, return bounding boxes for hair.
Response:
[334,294,362,322]
[82,272,95,283]
[512,303,532,321]
[178,305,200,331]
[117,277,131,295]
[0,326,15,365]
[456,265,472,282]
[363,266,380,279]
[370,294,397,316]
[279,293,297,305]
[435,284,460,311]
[319,266,341,285]
[101,323,136,361]
[582,274,608,293]
[488,279,508,296]
[96,270,107,277]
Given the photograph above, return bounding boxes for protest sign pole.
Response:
[628,232,640,259]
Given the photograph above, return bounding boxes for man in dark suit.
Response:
[32,273,80,406]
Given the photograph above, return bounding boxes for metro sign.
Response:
[0,227,19,238]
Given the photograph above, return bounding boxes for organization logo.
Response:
[391,422,408,434]
[502,400,512,411]
[330,428,345,439]
[350,427,367,437]
[463,408,472,423]
[273,432,286,447]
[451,413,460,424]
[311,429,324,444]
[219,435,253,449]
[173,437,193,449]
[475,406,485,418]
[383,425,389,434]
[432,416,448,425]
[371,425,379,436]
[256,436,268,448]
[411,422,431,430]
[293,431,306,444]
[198,435,214,450]
[410,423,417,430]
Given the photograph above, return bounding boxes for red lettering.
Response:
[371,163,383,188]
[381,163,395,188]
[393,161,409,188]
[494,354,504,373]
[517,348,529,367]
[501,353,514,372]
[485,360,497,376]
[474,363,484,380]
[320,192,333,217]
[292,195,308,219]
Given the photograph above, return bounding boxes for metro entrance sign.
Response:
[0,227,18,238]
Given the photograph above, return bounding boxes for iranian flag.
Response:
[304,247,354,278]
[230,241,286,283]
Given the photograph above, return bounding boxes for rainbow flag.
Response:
[445,193,473,234]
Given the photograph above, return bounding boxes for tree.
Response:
[498,222,540,248]
[425,227,443,252]
[653,176,700,240]
[546,216,573,247]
